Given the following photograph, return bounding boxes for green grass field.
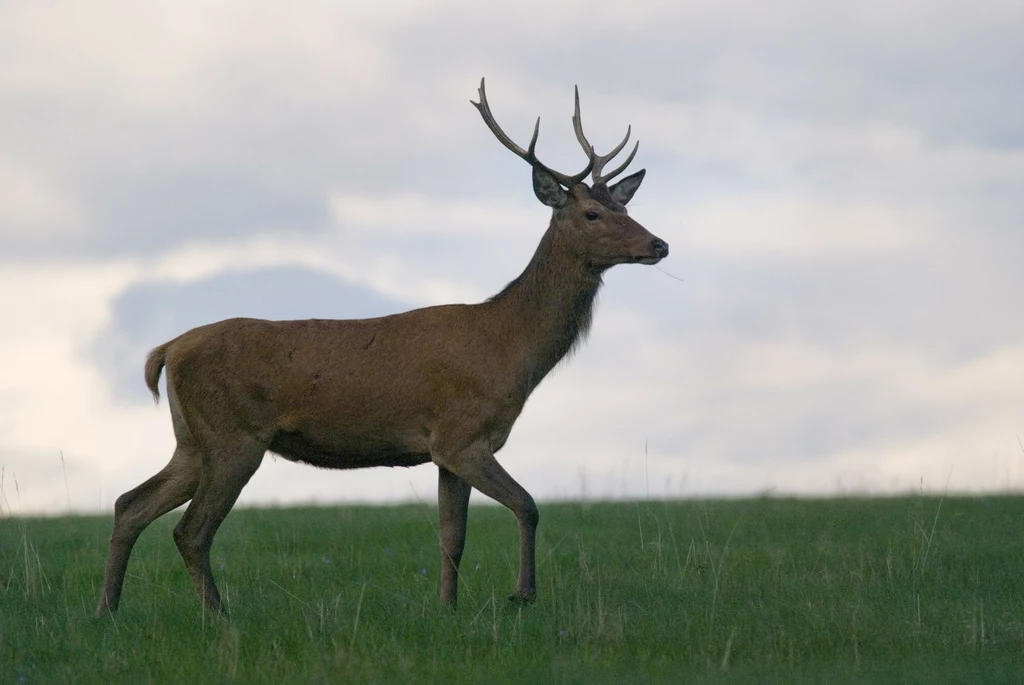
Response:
[2,496,1023,683]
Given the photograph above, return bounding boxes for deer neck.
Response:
[488,221,603,389]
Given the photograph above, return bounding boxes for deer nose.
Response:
[651,237,669,258]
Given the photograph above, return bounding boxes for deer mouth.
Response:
[634,255,664,265]
[633,237,669,264]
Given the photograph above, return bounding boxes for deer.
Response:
[96,78,668,618]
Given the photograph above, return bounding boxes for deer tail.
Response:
[144,342,172,403]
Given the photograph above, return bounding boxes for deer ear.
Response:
[532,166,569,208]
[608,169,646,205]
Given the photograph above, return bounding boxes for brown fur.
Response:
[96,92,669,618]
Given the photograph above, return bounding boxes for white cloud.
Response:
[137,232,480,305]
[499,334,1024,499]
[679,197,932,256]
[0,261,165,512]
[0,158,82,238]
[1,0,1022,515]
[331,193,538,238]
[0,2,424,109]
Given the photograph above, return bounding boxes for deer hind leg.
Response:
[96,443,202,617]
[172,441,264,615]
[433,442,538,605]
[437,466,472,606]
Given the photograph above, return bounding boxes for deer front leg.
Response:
[432,441,538,604]
[437,466,471,606]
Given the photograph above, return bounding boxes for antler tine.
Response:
[572,86,639,186]
[472,78,594,188]
[472,79,534,160]
[598,139,639,185]
[572,86,594,158]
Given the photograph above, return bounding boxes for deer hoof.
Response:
[507,591,537,606]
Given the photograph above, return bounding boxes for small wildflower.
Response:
[421,568,428,576]
[322,557,331,566]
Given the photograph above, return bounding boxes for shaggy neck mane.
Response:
[488,219,603,388]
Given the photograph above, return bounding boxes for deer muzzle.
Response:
[637,237,669,265]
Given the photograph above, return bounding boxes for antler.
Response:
[472,78,594,188]
[572,86,639,187]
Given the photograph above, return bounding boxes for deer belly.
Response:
[267,429,431,469]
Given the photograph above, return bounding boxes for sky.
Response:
[1,0,1023,514]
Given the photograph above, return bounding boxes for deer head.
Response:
[471,78,669,271]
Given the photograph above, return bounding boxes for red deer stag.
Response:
[96,78,668,617]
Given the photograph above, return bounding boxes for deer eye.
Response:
[585,211,599,221]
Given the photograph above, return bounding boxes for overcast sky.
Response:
[2,1,1022,514]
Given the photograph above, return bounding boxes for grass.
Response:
[2,495,1024,683]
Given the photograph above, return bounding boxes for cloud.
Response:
[1,0,1022,513]
[331,193,538,238]
[500,330,1024,499]
[0,158,83,238]
[680,197,931,256]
